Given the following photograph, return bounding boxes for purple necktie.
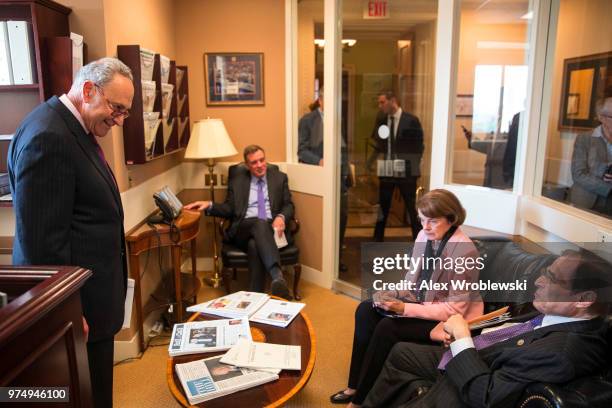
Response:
[89,133,117,188]
[438,314,544,370]
[257,178,267,220]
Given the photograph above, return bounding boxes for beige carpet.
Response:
[114,271,358,407]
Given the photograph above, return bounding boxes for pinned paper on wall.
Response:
[70,32,84,80]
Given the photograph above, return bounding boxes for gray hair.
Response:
[71,57,133,91]
[595,97,612,115]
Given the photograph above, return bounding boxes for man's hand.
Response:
[603,173,612,183]
[379,299,405,314]
[82,316,89,342]
[272,216,285,238]
[318,158,324,166]
[443,314,471,344]
[184,201,212,211]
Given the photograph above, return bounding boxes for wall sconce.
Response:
[314,39,357,48]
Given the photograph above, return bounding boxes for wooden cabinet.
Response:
[117,45,191,165]
[0,0,73,172]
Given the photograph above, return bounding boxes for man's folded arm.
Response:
[445,346,574,408]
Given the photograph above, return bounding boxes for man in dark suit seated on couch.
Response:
[362,250,610,408]
[185,144,293,299]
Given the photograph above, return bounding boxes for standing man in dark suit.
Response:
[185,145,293,299]
[371,91,424,241]
[8,58,134,408]
[361,251,610,408]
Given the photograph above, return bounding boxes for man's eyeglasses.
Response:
[95,84,130,119]
[540,267,566,286]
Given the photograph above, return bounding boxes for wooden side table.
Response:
[126,209,202,352]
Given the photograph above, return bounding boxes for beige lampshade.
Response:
[184,118,237,159]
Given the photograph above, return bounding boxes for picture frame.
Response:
[455,94,473,117]
[558,51,612,131]
[204,53,264,106]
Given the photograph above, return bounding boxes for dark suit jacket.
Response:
[371,110,424,177]
[444,318,608,408]
[8,96,127,342]
[297,109,323,165]
[207,163,294,241]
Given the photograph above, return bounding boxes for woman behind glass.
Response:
[330,189,483,406]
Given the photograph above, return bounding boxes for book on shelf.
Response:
[168,318,252,357]
[220,338,301,371]
[186,291,306,328]
[175,355,278,405]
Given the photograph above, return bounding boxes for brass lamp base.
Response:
[204,274,222,289]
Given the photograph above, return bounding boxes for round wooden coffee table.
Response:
[167,308,316,407]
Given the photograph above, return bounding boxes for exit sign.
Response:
[363,0,390,19]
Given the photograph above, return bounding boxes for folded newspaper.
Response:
[175,355,279,405]
[220,338,302,371]
[187,291,305,328]
[168,318,252,357]
[250,299,305,328]
[187,291,270,319]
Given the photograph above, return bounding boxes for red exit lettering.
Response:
[368,1,387,17]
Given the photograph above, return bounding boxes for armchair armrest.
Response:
[518,377,612,408]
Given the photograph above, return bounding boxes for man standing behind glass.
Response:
[371,91,424,241]
[569,97,612,216]
[298,88,351,270]
[8,58,134,408]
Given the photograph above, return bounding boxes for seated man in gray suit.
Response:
[185,145,293,299]
[569,97,612,216]
[362,250,610,408]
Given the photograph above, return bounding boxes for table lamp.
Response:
[185,118,237,288]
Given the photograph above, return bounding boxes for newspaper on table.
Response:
[175,355,279,405]
[186,291,270,319]
[249,298,305,328]
[168,318,252,357]
[221,338,302,371]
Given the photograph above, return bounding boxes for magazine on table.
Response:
[175,355,279,405]
[186,291,270,319]
[220,338,302,371]
[168,318,252,357]
[187,292,306,328]
[249,298,305,328]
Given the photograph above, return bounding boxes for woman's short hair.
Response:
[416,189,466,226]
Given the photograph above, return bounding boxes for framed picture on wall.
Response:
[455,94,473,117]
[559,51,612,131]
[204,53,264,106]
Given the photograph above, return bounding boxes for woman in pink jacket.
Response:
[330,189,483,406]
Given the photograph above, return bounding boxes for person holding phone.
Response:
[330,189,483,406]
[569,97,612,216]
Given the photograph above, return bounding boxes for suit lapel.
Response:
[237,168,251,218]
[266,167,277,212]
[47,97,123,218]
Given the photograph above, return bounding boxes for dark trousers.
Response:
[373,176,421,241]
[232,218,285,291]
[363,342,462,408]
[87,337,114,408]
[349,301,438,404]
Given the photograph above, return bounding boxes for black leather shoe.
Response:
[271,278,291,300]
[330,390,353,404]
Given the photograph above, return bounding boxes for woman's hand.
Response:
[379,299,405,315]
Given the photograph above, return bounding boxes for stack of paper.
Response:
[168,318,252,357]
[175,355,278,405]
[187,291,270,319]
[187,291,306,328]
[221,339,301,371]
[250,299,305,328]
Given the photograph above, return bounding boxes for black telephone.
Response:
[152,186,183,223]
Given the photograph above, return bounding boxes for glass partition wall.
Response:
[450,0,532,190]
[337,0,438,286]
